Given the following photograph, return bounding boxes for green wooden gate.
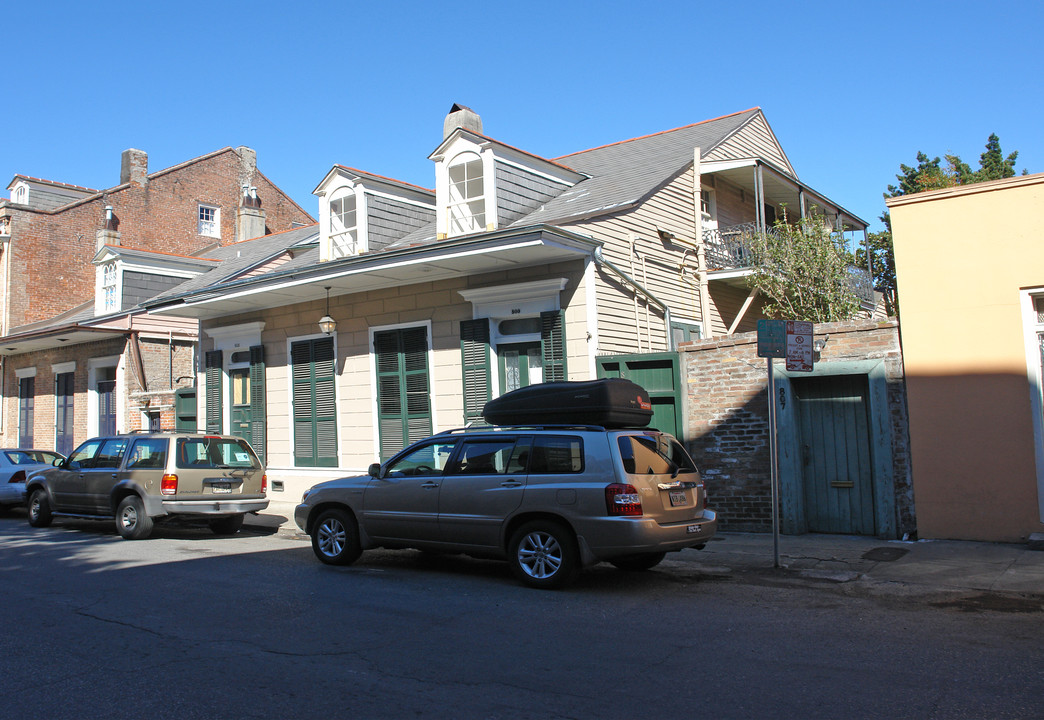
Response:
[792,374,876,535]
[596,353,682,439]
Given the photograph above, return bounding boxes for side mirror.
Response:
[368,462,382,478]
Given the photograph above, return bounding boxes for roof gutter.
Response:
[593,247,675,351]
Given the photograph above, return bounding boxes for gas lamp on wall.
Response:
[318,286,336,336]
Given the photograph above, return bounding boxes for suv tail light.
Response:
[261,474,268,494]
[605,483,642,516]
[161,474,178,496]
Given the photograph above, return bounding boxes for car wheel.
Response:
[508,520,579,589]
[115,496,154,540]
[610,552,667,571]
[208,514,245,536]
[27,489,52,528]
[311,508,362,566]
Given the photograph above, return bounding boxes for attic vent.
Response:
[444,104,483,139]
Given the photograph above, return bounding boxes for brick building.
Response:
[0,147,314,452]
[680,319,913,538]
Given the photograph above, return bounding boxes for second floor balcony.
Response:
[704,222,876,307]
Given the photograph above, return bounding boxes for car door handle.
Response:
[500,480,523,488]
[421,481,440,489]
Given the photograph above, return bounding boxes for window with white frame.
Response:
[12,183,28,205]
[447,153,485,235]
[198,204,220,238]
[102,262,118,312]
[329,189,359,258]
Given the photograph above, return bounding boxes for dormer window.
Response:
[12,182,29,205]
[102,263,118,311]
[329,189,359,258]
[447,153,485,235]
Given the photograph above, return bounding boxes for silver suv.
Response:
[295,425,717,588]
[25,432,268,540]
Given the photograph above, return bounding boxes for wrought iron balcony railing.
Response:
[703,222,875,306]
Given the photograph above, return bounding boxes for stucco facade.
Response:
[888,173,1044,542]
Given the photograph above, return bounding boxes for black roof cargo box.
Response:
[481,378,653,428]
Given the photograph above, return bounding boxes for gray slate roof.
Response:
[387,108,761,250]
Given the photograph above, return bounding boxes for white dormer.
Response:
[430,105,586,240]
[313,167,435,261]
[10,180,30,206]
[93,245,216,317]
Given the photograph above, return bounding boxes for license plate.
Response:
[669,490,687,507]
[687,524,702,534]
[211,482,231,494]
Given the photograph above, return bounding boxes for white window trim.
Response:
[1020,288,1044,524]
[95,261,123,316]
[11,181,29,205]
[52,361,76,374]
[435,137,497,239]
[320,184,368,261]
[87,355,122,436]
[198,203,221,239]
[287,331,341,468]
[15,366,37,379]
[367,320,435,451]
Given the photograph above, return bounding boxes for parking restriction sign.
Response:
[785,321,813,371]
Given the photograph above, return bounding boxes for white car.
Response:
[0,449,64,513]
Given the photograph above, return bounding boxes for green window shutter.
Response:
[291,338,338,467]
[249,345,267,466]
[205,350,223,433]
[460,319,491,423]
[375,327,432,460]
[540,310,567,382]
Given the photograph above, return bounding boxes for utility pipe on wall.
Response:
[594,247,675,351]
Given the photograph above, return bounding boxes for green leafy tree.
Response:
[874,134,1026,318]
[750,209,860,323]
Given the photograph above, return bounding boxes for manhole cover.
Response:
[861,546,909,562]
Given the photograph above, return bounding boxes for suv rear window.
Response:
[127,438,169,470]
[175,437,260,469]
[528,436,583,474]
[617,435,698,475]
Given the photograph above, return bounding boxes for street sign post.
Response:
[757,319,815,567]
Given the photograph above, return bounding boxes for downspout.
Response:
[594,247,675,351]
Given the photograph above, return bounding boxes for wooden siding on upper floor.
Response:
[565,166,703,355]
[704,113,793,175]
[495,161,571,228]
[366,195,436,252]
[241,253,292,279]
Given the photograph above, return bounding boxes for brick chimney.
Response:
[237,185,266,242]
[443,103,482,140]
[96,205,121,251]
[121,149,148,188]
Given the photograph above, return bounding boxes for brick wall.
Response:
[3,147,314,330]
[1,334,196,449]
[680,319,914,536]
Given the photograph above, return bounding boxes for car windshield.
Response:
[175,437,260,469]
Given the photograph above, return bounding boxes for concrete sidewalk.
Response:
[247,499,1044,601]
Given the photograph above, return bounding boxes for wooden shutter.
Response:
[291,338,338,467]
[375,327,432,460]
[460,319,491,423]
[205,350,223,433]
[541,310,567,382]
[249,345,267,466]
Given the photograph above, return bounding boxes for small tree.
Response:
[749,209,860,323]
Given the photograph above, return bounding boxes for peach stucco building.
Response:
[888,173,1044,542]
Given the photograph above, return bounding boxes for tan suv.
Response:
[25,432,268,540]
[296,424,717,588]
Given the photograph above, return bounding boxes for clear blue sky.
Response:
[4,0,1041,233]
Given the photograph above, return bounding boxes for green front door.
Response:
[793,374,876,535]
[230,368,252,446]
